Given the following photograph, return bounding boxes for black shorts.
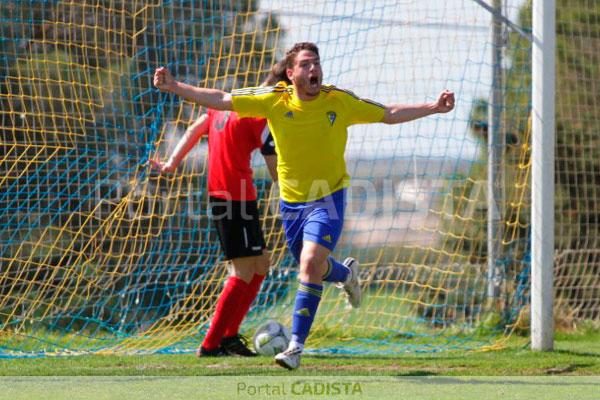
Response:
[209,196,266,260]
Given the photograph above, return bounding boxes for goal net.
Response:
[0,0,598,356]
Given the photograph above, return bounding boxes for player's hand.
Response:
[153,67,176,92]
[149,157,176,174]
[433,90,455,113]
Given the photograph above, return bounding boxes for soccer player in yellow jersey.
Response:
[153,42,455,370]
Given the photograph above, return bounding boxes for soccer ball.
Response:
[252,320,291,356]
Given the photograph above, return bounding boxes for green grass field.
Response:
[1,330,599,376]
[1,330,599,399]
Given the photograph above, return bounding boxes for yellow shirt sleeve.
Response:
[340,90,386,126]
[231,83,286,118]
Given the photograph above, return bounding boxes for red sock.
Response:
[224,274,265,338]
[202,276,249,350]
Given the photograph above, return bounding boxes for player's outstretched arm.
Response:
[153,67,233,110]
[150,114,209,174]
[382,90,455,124]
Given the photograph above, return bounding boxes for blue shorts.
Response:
[279,189,346,262]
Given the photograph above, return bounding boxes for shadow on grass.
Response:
[553,349,600,358]
[393,371,439,377]
[308,354,466,362]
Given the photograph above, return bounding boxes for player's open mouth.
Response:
[309,76,319,86]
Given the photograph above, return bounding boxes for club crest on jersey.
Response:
[326,111,336,126]
[285,111,294,119]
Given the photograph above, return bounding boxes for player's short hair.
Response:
[285,42,320,69]
[263,59,291,86]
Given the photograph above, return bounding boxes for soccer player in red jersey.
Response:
[151,62,289,356]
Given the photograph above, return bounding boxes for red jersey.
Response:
[205,109,271,201]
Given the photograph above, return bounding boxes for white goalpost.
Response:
[531,0,556,351]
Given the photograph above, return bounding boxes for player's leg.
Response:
[293,240,330,342]
[303,189,361,308]
[322,255,361,308]
[275,189,360,369]
[198,198,260,357]
[339,257,361,308]
[275,240,328,370]
[311,189,361,307]
[229,256,255,283]
[220,200,270,356]
[273,196,323,369]
[274,191,341,368]
[221,253,270,356]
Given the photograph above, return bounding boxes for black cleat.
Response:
[196,346,227,357]
[221,334,257,357]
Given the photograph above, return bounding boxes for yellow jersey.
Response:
[231,82,385,202]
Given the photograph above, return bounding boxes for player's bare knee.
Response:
[255,253,271,276]
[299,256,326,278]
[231,258,255,282]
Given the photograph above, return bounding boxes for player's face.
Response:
[287,50,322,100]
